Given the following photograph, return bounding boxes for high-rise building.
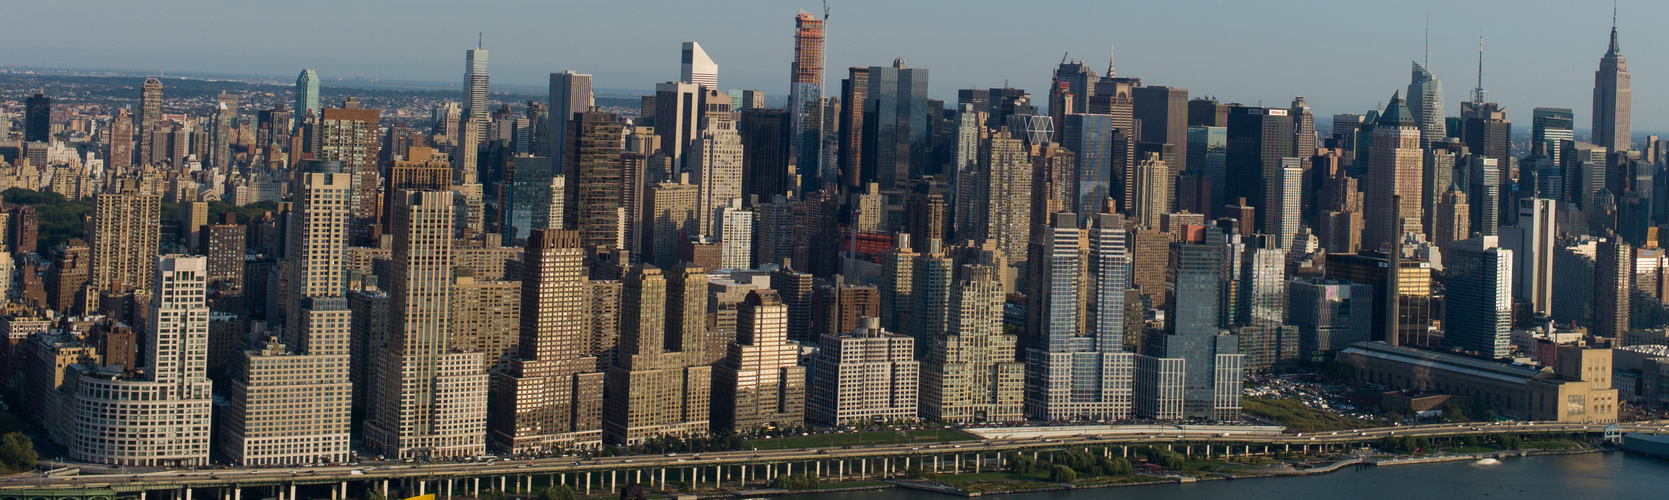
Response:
[1593,21,1632,153]
[604,265,712,444]
[89,189,161,293]
[1468,154,1502,236]
[644,177,699,269]
[46,241,91,315]
[681,41,718,89]
[1061,113,1115,215]
[1501,198,1556,317]
[837,67,870,190]
[1445,236,1514,358]
[1131,150,1173,229]
[1432,184,1471,254]
[548,71,594,173]
[1236,236,1289,371]
[138,78,163,166]
[565,110,625,250]
[1133,85,1189,171]
[1163,225,1242,420]
[220,297,352,466]
[364,190,488,459]
[1287,278,1373,357]
[1023,213,1134,421]
[1594,236,1632,339]
[1186,126,1228,216]
[690,90,743,236]
[718,200,752,270]
[1460,101,1511,164]
[974,129,1031,265]
[457,46,490,180]
[920,263,1023,423]
[491,229,605,452]
[790,11,826,183]
[294,69,321,125]
[1224,105,1292,235]
[1406,62,1446,146]
[808,317,917,425]
[1363,93,1424,251]
[106,108,133,171]
[1324,251,1434,347]
[307,108,381,243]
[66,256,212,466]
[711,290,805,433]
[1532,108,1575,163]
[24,92,50,143]
[283,161,352,332]
[738,108,793,202]
[1289,96,1316,166]
[862,59,929,188]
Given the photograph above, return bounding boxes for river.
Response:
[779,451,1669,500]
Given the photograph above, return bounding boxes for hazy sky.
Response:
[4,0,1660,131]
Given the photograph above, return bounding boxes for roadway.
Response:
[5,420,1663,493]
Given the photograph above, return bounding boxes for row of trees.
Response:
[1006,450,1135,482]
[596,433,747,457]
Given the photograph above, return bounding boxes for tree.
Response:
[1109,457,1133,476]
[0,432,37,473]
[772,473,820,490]
[1047,464,1077,483]
[539,486,575,500]
[1463,435,1480,447]
[1007,453,1036,474]
[366,490,387,500]
[478,490,506,500]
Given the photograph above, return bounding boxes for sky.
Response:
[3,0,1661,131]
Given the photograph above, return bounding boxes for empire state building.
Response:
[1593,20,1631,153]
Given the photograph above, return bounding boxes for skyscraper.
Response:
[1593,19,1632,153]
[1133,85,1189,172]
[604,265,712,444]
[1363,93,1424,251]
[1594,236,1632,339]
[862,59,929,188]
[89,189,161,293]
[919,263,1023,423]
[24,92,50,143]
[106,108,133,171]
[1532,107,1575,163]
[738,108,793,202]
[308,108,382,244]
[459,46,490,179]
[1023,213,1135,421]
[690,89,743,236]
[565,110,625,250]
[294,69,321,125]
[1186,125,1228,215]
[282,161,352,332]
[67,256,212,466]
[1445,236,1513,358]
[364,190,488,459]
[1502,198,1556,318]
[681,41,718,89]
[1163,225,1243,420]
[138,78,162,165]
[548,71,594,173]
[653,82,702,171]
[789,11,827,183]
[711,290,805,433]
[491,229,606,452]
[837,67,869,190]
[1062,113,1115,215]
[1406,62,1446,146]
[1224,105,1292,235]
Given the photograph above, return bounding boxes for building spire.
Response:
[477,32,483,49]
[1472,34,1486,105]
[1607,3,1621,57]
[1106,45,1115,77]
[1424,12,1430,67]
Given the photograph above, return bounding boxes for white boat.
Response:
[1475,458,1501,465]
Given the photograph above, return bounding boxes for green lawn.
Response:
[747,429,977,450]
[1522,440,1579,450]
[1073,474,1168,486]
[938,471,1047,484]
[1242,397,1378,431]
[1442,446,1501,454]
[816,480,889,489]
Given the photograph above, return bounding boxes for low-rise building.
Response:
[1340,341,1617,424]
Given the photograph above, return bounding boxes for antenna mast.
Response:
[1424,13,1429,67]
[1472,34,1486,104]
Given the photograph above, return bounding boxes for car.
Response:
[622,459,634,463]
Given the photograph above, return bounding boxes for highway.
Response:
[4,420,1662,494]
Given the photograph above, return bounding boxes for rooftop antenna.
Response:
[1472,33,1486,104]
[478,32,483,49]
[1061,52,1069,66]
[1424,13,1429,67]
[823,0,829,21]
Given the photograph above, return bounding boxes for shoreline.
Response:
[714,446,1607,498]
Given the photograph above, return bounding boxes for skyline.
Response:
[5,1,1666,130]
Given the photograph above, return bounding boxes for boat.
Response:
[1621,432,1669,459]
[1474,458,1501,465]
